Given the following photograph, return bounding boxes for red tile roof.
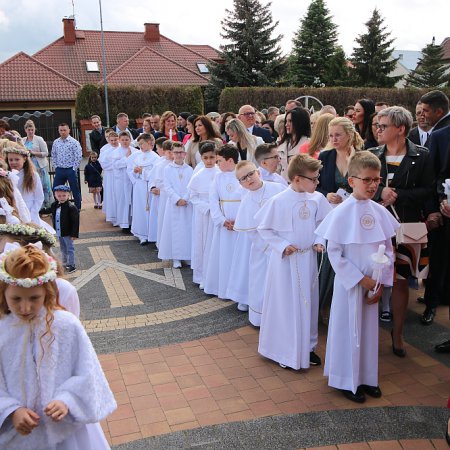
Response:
[184,45,221,60]
[104,47,209,86]
[33,30,218,86]
[441,37,450,60]
[0,52,80,102]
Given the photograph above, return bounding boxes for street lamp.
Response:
[99,0,110,127]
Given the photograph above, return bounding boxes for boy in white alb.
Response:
[232,161,285,321]
[187,141,220,287]
[98,130,119,224]
[128,133,160,244]
[203,144,241,299]
[254,143,288,187]
[157,142,193,268]
[154,140,175,247]
[256,154,332,370]
[315,151,399,403]
[112,132,137,231]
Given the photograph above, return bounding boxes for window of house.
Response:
[86,61,100,72]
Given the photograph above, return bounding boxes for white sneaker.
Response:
[199,283,204,289]
[279,363,287,369]
[172,260,182,269]
[237,303,249,312]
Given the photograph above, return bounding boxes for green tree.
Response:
[205,0,284,109]
[288,0,338,87]
[351,8,400,87]
[323,46,350,86]
[405,38,449,88]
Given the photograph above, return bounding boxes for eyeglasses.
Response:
[375,124,391,131]
[238,170,257,183]
[352,176,382,185]
[241,112,255,117]
[299,174,320,183]
[263,155,280,161]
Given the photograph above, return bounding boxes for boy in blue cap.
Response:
[51,185,79,273]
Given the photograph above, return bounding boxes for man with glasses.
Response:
[238,105,273,143]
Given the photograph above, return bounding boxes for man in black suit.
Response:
[238,105,274,143]
[419,90,450,324]
[89,115,108,154]
[408,101,431,147]
[113,112,139,140]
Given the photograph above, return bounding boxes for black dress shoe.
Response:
[339,388,365,403]
[435,339,450,354]
[309,351,322,366]
[416,296,426,304]
[360,384,382,398]
[391,330,406,357]
[421,308,436,325]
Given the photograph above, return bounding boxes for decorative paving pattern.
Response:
[112,406,448,449]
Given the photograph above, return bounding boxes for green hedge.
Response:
[75,84,204,122]
[218,86,450,115]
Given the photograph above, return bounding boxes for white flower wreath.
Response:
[0,224,57,246]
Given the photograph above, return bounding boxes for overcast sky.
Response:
[0,0,447,64]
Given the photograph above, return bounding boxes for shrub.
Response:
[218,86,450,115]
[75,85,204,122]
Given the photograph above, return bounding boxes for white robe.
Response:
[127,150,160,241]
[203,171,242,298]
[259,167,288,187]
[8,170,32,223]
[187,166,220,284]
[232,181,285,325]
[157,162,193,261]
[56,278,80,318]
[315,195,399,393]
[0,310,116,450]
[256,188,332,369]
[98,144,117,223]
[112,146,137,228]
[17,170,55,233]
[155,158,172,246]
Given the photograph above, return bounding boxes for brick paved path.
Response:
[69,187,449,449]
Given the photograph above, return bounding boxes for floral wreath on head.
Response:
[0,223,57,247]
[0,242,57,288]
[3,146,30,157]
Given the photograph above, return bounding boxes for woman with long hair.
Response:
[220,112,237,141]
[186,115,222,168]
[299,113,334,159]
[153,111,185,142]
[352,99,375,141]
[225,119,263,164]
[278,108,311,180]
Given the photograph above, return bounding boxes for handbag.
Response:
[385,162,428,245]
[390,205,428,245]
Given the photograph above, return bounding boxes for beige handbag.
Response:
[391,205,428,245]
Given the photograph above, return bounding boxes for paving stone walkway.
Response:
[71,192,449,449]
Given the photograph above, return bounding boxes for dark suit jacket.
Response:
[89,128,107,153]
[408,127,421,146]
[153,131,186,142]
[371,139,434,222]
[252,126,274,143]
[113,126,139,139]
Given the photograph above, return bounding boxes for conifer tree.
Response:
[289,0,338,87]
[406,38,449,88]
[205,0,284,108]
[323,46,350,87]
[351,8,400,87]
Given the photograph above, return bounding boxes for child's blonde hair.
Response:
[235,160,256,173]
[348,151,381,177]
[288,154,322,182]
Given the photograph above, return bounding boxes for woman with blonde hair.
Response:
[153,111,185,142]
[22,120,53,211]
[225,119,263,163]
[274,114,285,143]
[299,113,334,159]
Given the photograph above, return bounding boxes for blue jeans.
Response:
[53,167,81,209]
[59,236,75,266]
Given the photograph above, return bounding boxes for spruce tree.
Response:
[406,38,449,88]
[351,8,400,87]
[289,0,338,87]
[205,0,284,108]
[323,46,350,87]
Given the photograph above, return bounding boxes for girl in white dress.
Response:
[0,245,116,450]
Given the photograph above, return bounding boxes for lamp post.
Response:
[99,0,110,127]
